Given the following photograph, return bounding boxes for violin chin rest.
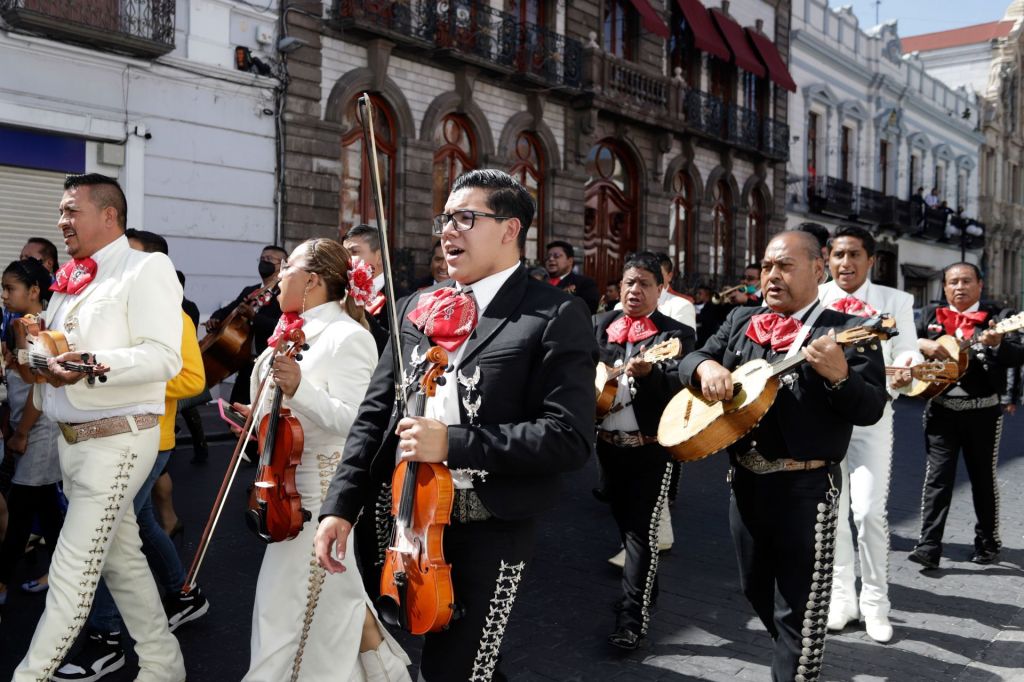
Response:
[375,595,401,627]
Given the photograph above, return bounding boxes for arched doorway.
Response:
[339,92,398,241]
[746,187,768,266]
[508,131,545,264]
[669,168,695,282]
[584,140,638,290]
[432,113,478,214]
[710,177,733,283]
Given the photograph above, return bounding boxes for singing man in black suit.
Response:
[315,170,598,681]
[594,252,695,650]
[677,231,888,682]
[545,240,600,313]
[909,262,1024,569]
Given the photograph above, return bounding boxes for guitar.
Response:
[12,314,108,385]
[595,338,683,419]
[907,311,1024,400]
[885,360,959,386]
[657,315,896,463]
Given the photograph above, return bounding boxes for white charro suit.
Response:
[17,235,185,682]
[818,279,922,622]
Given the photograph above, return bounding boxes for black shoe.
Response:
[908,548,940,570]
[53,630,125,681]
[165,585,210,633]
[969,548,1000,564]
[592,487,609,503]
[607,626,644,650]
[190,443,209,464]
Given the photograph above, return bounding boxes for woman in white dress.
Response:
[240,238,410,682]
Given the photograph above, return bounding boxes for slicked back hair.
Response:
[451,169,535,250]
[344,225,380,252]
[64,173,127,231]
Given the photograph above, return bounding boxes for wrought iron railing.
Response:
[683,89,724,139]
[858,187,893,224]
[335,0,582,88]
[809,176,856,217]
[727,103,761,150]
[0,0,175,57]
[761,117,789,161]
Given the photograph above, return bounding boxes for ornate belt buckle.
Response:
[58,422,79,445]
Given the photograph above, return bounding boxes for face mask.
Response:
[258,260,277,279]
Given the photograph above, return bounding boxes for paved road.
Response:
[2,399,1022,681]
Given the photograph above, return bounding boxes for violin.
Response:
[377,346,457,634]
[200,284,279,389]
[245,328,311,543]
[11,314,109,385]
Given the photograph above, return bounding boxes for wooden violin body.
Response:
[201,285,278,389]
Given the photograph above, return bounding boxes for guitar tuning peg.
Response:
[435,376,446,386]
[302,344,310,351]
[295,354,303,361]
[98,375,107,383]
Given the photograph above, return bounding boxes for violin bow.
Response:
[358,93,408,410]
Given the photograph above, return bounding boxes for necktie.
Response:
[267,312,304,347]
[828,295,879,318]
[607,315,658,344]
[746,313,803,352]
[50,258,98,295]
[935,307,988,337]
[407,287,478,352]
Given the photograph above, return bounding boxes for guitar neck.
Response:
[768,352,807,378]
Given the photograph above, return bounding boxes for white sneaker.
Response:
[864,614,893,643]
[608,548,626,568]
[826,603,859,631]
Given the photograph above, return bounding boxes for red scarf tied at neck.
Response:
[746,313,803,352]
[607,315,658,344]
[828,295,878,319]
[407,287,478,352]
[936,307,988,337]
[267,312,304,347]
[50,258,98,295]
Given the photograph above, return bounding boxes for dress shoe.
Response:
[864,615,893,643]
[607,626,643,650]
[908,548,939,570]
[826,603,859,631]
[969,548,1000,564]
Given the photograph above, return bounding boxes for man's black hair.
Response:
[623,251,664,285]
[451,169,535,250]
[125,228,169,255]
[656,253,674,274]
[25,237,58,274]
[546,240,574,260]
[344,225,380,252]
[262,244,288,258]
[797,222,830,251]
[829,224,877,257]
[64,173,127,231]
[942,262,982,283]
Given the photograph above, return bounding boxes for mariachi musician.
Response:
[593,252,695,650]
[204,245,285,403]
[676,231,888,682]
[909,262,1024,570]
[315,170,598,681]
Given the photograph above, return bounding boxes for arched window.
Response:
[433,113,478,214]
[508,131,545,263]
[339,93,397,241]
[584,140,638,291]
[710,178,733,283]
[668,169,695,280]
[746,189,768,265]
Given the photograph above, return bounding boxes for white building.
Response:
[0,0,282,316]
[786,0,985,307]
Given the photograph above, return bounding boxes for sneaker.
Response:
[53,630,125,681]
[165,585,210,632]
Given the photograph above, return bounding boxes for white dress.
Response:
[243,302,409,681]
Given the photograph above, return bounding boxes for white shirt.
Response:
[424,262,520,488]
[41,239,164,422]
[372,273,385,296]
[657,289,697,329]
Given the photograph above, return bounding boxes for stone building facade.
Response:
[280,0,793,291]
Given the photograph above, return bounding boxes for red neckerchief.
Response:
[406,287,478,352]
[267,312,303,347]
[366,292,386,317]
[607,315,658,344]
[548,277,561,286]
[50,258,98,295]
[828,295,879,318]
[936,307,988,337]
[746,313,803,352]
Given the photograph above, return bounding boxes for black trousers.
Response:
[729,464,841,682]
[0,482,65,585]
[917,402,1003,557]
[416,516,535,682]
[597,440,673,635]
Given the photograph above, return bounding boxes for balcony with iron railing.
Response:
[809,176,856,218]
[334,0,582,89]
[0,0,175,58]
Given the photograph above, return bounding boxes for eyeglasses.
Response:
[432,210,511,235]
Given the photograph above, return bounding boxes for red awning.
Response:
[746,28,797,92]
[628,0,670,39]
[709,8,766,77]
[675,0,730,62]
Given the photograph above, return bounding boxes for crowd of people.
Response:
[0,169,1021,682]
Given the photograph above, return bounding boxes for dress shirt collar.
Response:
[372,273,385,296]
[949,301,981,314]
[457,262,519,315]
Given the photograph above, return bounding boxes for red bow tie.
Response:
[746,313,803,352]
[829,295,878,318]
[50,258,97,296]
[548,277,560,286]
[936,307,988,337]
[607,315,658,344]
[267,312,304,347]
[407,287,478,352]
[366,292,386,317]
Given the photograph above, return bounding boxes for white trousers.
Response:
[830,402,894,620]
[15,425,185,682]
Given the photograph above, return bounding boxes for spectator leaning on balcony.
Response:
[924,186,940,209]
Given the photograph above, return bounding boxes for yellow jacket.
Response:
[160,311,205,451]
